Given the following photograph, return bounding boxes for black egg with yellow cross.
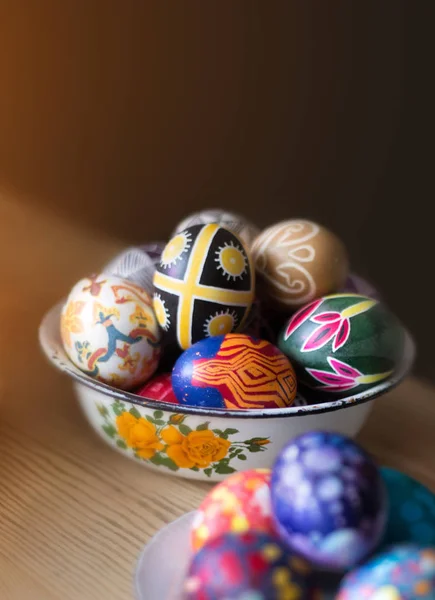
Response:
[153,224,255,350]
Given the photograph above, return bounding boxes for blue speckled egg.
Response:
[172,333,297,409]
[337,544,435,599]
[182,531,313,600]
[271,431,387,570]
[380,467,435,549]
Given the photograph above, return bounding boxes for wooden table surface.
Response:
[1,194,434,600]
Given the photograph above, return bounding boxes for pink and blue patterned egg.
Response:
[182,531,313,600]
[172,333,297,409]
[337,544,435,599]
[277,294,406,395]
[153,224,255,350]
[380,467,435,549]
[270,431,387,570]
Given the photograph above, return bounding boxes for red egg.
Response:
[191,469,276,552]
[136,373,179,404]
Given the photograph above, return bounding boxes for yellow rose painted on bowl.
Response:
[162,426,231,469]
[60,274,161,390]
[101,403,271,477]
[116,413,163,459]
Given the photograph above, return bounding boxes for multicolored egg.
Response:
[172,333,297,409]
[337,545,435,599]
[277,294,406,395]
[103,247,157,296]
[153,224,255,350]
[183,532,313,600]
[342,273,381,301]
[251,220,349,310]
[60,275,161,390]
[172,209,260,249]
[191,469,276,552]
[380,467,435,548]
[271,431,387,570]
[135,372,179,404]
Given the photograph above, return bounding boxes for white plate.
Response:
[135,512,196,600]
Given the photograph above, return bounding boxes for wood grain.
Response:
[0,194,434,599]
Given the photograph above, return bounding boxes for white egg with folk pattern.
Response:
[60,274,161,390]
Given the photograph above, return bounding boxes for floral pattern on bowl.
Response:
[98,399,270,477]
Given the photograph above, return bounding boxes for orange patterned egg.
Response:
[191,469,276,552]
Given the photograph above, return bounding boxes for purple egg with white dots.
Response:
[270,431,387,571]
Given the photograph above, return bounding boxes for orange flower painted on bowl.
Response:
[169,414,185,425]
[100,400,271,475]
[61,301,85,347]
[116,412,163,459]
[251,438,270,446]
[161,426,231,469]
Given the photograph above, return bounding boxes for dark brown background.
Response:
[0,2,433,380]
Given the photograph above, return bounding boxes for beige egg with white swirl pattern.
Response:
[251,220,349,310]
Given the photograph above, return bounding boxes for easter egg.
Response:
[103,247,157,296]
[380,467,435,548]
[251,219,349,310]
[183,532,313,600]
[337,544,435,599]
[277,294,406,395]
[271,431,387,570]
[135,373,179,404]
[172,333,297,409]
[191,469,276,552]
[60,275,161,390]
[138,241,165,264]
[242,299,281,345]
[342,273,381,301]
[153,224,255,350]
[172,209,260,248]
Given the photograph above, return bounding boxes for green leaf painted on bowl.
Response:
[129,406,141,419]
[102,424,116,438]
[215,463,236,475]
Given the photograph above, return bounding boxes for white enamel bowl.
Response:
[39,303,415,482]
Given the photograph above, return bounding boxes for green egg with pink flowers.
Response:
[278,293,407,396]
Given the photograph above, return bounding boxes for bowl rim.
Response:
[39,302,416,420]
